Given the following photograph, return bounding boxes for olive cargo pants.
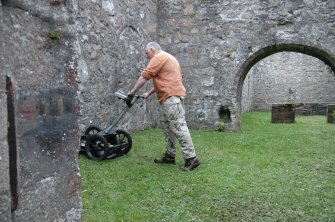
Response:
[160,96,196,160]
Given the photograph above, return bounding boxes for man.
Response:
[128,42,200,171]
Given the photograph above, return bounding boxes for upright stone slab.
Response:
[327,104,335,123]
[0,88,10,222]
[271,104,295,123]
[1,4,82,222]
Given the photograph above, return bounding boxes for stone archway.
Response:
[233,43,335,130]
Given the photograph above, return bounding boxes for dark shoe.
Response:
[180,158,200,171]
[154,153,176,164]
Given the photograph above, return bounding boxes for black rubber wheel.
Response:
[115,129,132,156]
[81,126,102,153]
[85,134,109,160]
[84,125,102,136]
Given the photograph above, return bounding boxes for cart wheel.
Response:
[84,125,102,136]
[85,134,109,160]
[115,129,132,156]
[81,126,102,154]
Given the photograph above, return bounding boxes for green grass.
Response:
[79,112,335,221]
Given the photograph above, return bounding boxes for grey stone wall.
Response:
[157,0,335,131]
[0,1,81,221]
[0,84,10,222]
[0,0,160,221]
[77,0,160,132]
[77,0,335,131]
[242,52,335,112]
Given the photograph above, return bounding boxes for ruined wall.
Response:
[157,0,335,131]
[76,0,335,131]
[242,52,335,112]
[241,69,254,113]
[77,0,159,132]
[0,78,10,222]
[0,1,81,221]
[1,0,159,221]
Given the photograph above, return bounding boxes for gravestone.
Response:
[327,104,335,123]
[271,104,295,123]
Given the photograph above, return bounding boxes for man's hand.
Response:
[127,90,135,97]
[142,87,155,99]
[126,90,135,101]
[142,92,151,99]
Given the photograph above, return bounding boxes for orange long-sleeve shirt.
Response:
[141,51,186,104]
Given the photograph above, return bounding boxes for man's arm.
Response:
[128,76,148,96]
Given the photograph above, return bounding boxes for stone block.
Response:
[295,103,327,116]
[327,104,335,123]
[271,104,295,123]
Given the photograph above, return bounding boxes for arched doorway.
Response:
[234,44,335,130]
[242,52,335,113]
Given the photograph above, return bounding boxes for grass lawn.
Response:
[79,112,335,221]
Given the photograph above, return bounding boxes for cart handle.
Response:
[114,90,144,107]
[102,91,143,134]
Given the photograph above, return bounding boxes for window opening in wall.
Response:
[6,75,18,212]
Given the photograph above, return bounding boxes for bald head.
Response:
[145,42,162,51]
[145,42,162,59]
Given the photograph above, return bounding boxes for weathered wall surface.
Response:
[157,0,335,130]
[76,0,335,131]
[1,0,159,221]
[0,82,10,222]
[242,52,335,112]
[77,0,160,132]
[0,1,81,221]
